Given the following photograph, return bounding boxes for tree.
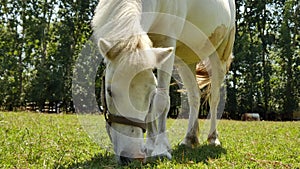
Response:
[226,0,299,120]
[278,0,299,118]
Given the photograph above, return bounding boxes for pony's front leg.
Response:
[145,88,170,158]
[147,35,176,159]
[145,106,158,157]
[149,60,175,158]
[147,88,172,159]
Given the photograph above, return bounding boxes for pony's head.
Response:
[98,34,173,164]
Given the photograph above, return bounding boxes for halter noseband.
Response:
[101,74,147,133]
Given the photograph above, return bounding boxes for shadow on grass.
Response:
[171,144,227,164]
[64,145,226,168]
[62,153,119,169]
[64,152,147,169]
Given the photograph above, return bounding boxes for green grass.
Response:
[1,112,299,168]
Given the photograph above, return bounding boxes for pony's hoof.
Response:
[180,137,200,148]
[208,138,221,146]
[208,131,221,146]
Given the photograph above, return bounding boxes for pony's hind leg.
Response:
[207,52,226,146]
[207,28,235,146]
[176,59,200,148]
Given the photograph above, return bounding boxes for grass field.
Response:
[0,112,299,168]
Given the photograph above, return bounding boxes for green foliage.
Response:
[0,0,100,110]
[227,0,300,118]
[1,112,299,168]
[0,0,299,117]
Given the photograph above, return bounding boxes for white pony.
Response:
[92,0,235,164]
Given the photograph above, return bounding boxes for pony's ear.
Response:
[153,47,174,65]
[99,39,120,60]
[98,38,112,56]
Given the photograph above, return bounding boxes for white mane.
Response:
[92,0,152,54]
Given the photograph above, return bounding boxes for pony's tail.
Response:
[196,62,210,89]
[196,62,211,104]
[196,54,233,104]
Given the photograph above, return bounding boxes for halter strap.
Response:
[106,113,147,133]
[101,73,147,133]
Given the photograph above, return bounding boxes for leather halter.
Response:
[101,74,147,133]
